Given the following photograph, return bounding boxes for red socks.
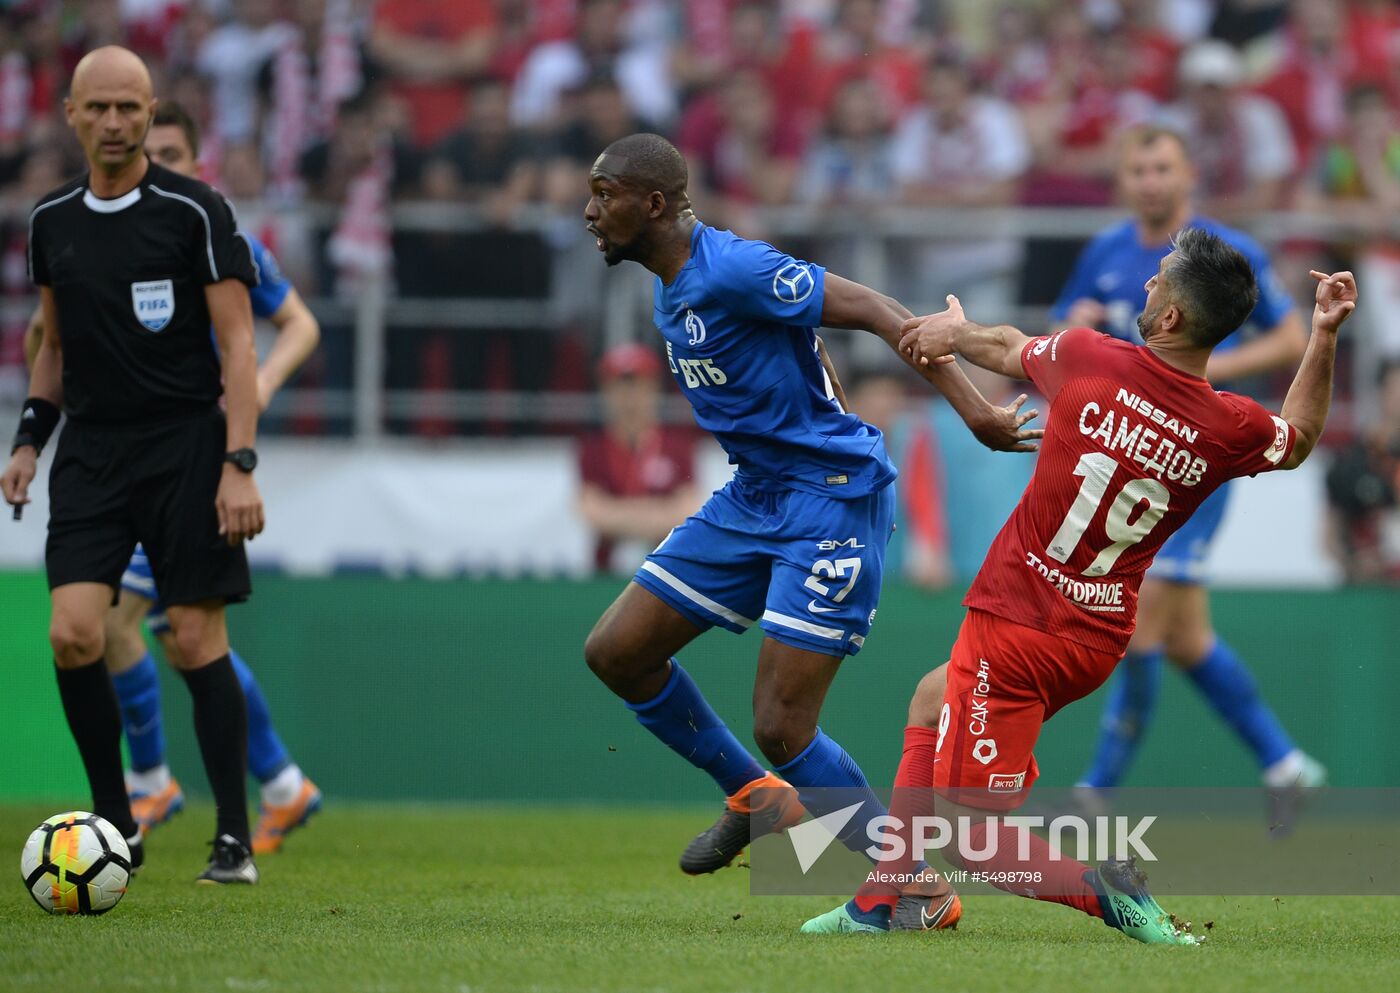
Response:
[854,725,941,913]
[959,820,1104,918]
[850,724,1103,920]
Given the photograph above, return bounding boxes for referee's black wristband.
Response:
[11,397,60,455]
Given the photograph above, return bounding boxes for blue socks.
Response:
[110,649,293,785]
[111,652,165,772]
[775,728,888,857]
[627,660,766,795]
[1185,639,1295,770]
[1079,649,1164,789]
[231,650,292,784]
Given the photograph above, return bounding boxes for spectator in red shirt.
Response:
[1159,39,1297,215]
[1021,25,1158,206]
[977,3,1053,104]
[509,0,675,131]
[671,0,821,126]
[577,344,701,574]
[1116,0,1183,101]
[1257,0,1356,164]
[678,67,807,226]
[815,0,924,118]
[368,0,498,149]
[1344,0,1400,89]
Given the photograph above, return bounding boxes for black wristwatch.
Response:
[224,448,258,473]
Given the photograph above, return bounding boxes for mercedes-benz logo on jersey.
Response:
[131,278,174,332]
[773,263,814,304]
[684,308,707,346]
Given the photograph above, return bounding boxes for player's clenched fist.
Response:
[1,447,36,508]
[216,466,265,544]
[898,294,967,367]
[1309,270,1356,335]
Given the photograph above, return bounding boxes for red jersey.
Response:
[964,328,1295,656]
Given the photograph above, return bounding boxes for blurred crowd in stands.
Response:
[1,1,1399,295]
[2,0,1399,580]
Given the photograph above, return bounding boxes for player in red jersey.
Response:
[801,228,1355,943]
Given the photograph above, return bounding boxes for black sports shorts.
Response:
[45,408,251,609]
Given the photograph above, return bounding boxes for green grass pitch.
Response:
[3,803,1398,993]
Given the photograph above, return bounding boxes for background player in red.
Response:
[801,229,1355,944]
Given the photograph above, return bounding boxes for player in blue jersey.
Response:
[23,101,322,854]
[1052,125,1325,827]
[581,132,1041,896]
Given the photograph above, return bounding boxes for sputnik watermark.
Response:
[789,808,1158,876]
[750,787,1400,896]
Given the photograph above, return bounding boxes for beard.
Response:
[1136,303,1163,340]
[601,231,647,268]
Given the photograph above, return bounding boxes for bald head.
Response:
[66,46,157,179]
[71,46,153,102]
[593,133,688,202]
[585,132,696,275]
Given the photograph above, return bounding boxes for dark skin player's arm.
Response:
[821,274,1040,452]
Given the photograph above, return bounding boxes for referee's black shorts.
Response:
[46,408,251,609]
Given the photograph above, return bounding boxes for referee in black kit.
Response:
[2,47,263,884]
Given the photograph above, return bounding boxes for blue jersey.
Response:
[1050,216,1294,347]
[205,233,292,355]
[654,223,895,499]
[245,233,292,319]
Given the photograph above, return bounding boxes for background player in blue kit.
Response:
[1052,126,1326,825]
[580,132,1040,904]
[24,101,322,854]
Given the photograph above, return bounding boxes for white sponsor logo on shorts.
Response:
[987,771,1025,792]
[972,738,999,765]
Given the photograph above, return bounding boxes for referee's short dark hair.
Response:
[153,100,200,159]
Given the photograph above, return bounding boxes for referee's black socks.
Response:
[54,659,141,841]
[180,655,251,848]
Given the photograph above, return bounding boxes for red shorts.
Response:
[933,609,1120,811]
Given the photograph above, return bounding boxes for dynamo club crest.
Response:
[131,278,175,332]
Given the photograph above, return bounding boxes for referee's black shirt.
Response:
[28,160,258,427]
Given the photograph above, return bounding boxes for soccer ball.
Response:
[20,812,132,915]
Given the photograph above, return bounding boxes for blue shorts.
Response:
[634,476,895,657]
[119,545,171,635]
[1149,481,1231,585]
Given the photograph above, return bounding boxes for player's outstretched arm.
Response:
[208,279,265,542]
[899,294,1035,380]
[821,275,1041,451]
[257,289,321,412]
[1277,270,1356,470]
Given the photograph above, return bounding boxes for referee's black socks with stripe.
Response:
[180,655,252,848]
[54,659,141,840]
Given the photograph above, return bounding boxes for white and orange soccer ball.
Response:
[20,812,131,915]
